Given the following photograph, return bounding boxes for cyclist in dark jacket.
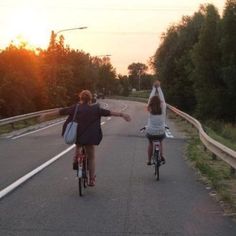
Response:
[40,90,131,186]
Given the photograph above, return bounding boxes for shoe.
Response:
[161,156,166,165]
[73,160,78,170]
[88,176,96,187]
[147,161,152,166]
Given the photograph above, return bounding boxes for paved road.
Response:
[0,99,236,236]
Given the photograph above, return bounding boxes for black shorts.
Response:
[146,133,166,143]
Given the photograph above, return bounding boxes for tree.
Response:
[127,62,148,90]
[220,0,236,121]
[0,44,42,117]
[153,10,204,112]
[191,4,223,120]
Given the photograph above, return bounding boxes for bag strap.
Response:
[72,104,79,121]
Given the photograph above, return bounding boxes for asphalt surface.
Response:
[0,99,236,236]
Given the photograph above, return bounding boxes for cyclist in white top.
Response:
[146,80,166,165]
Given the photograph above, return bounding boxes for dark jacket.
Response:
[60,103,110,145]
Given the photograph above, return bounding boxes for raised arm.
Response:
[148,80,167,121]
[148,80,165,103]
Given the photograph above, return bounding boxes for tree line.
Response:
[152,0,236,123]
[0,30,155,118]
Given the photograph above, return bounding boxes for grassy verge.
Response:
[109,95,148,103]
[171,111,236,217]
[0,117,38,135]
[0,115,60,135]
[204,122,236,151]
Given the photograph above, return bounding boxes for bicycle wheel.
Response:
[154,151,160,181]
[82,149,88,188]
[78,177,83,196]
[78,166,84,196]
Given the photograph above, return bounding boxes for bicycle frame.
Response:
[152,140,162,180]
[140,126,164,181]
[76,146,88,196]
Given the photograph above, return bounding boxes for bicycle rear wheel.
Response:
[78,177,83,196]
[155,163,160,181]
[154,151,160,181]
[78,165,84,196]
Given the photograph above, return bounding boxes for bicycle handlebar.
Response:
[140,125,169,132]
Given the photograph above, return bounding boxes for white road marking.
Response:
[0,102,128,199]
[165,129,174,138]
[0,145,75,200]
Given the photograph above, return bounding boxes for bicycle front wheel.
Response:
[155,163,160,181]
[78,177,83,196]
[154,151,160,181]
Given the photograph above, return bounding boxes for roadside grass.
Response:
[204,122,236,151]
[130,90,150,98]
[109,95,148,103]
[0,118,38,135]
[171,112,236,217]
[0,114,59,135]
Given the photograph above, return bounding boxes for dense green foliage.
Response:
[153,1,236,122]
[0,32,117,118]
[0,31,155,118]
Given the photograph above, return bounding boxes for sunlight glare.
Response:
[7,6,49,49]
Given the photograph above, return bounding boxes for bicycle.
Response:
[74,146,89,196]
[140,127,167,181]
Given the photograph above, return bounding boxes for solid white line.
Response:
[12,120,65,140]
[1,120,108,199]
[0,145,75,200]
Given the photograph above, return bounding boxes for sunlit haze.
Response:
[0,0,225,75]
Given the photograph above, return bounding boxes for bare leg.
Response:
[84,145,95,180]
[148,142,153,163]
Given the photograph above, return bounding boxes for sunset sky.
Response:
[0,0,225,75]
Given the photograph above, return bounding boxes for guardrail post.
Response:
[10,123,15,129]
[212,153,217,160]
[230,167,235,176]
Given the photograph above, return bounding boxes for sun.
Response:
[7,6,49,49]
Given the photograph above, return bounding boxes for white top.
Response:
[146,86,166,135]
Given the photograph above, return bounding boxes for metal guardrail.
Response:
[167,104,236,172]
[1,103,235,172]
[0,108,59,126]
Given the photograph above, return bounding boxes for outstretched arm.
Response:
[38,109,60,122]
[110,111,131,122]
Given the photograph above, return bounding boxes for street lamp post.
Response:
[138,69,141,91]
[50,26,87,105]
[55,26,88,36]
